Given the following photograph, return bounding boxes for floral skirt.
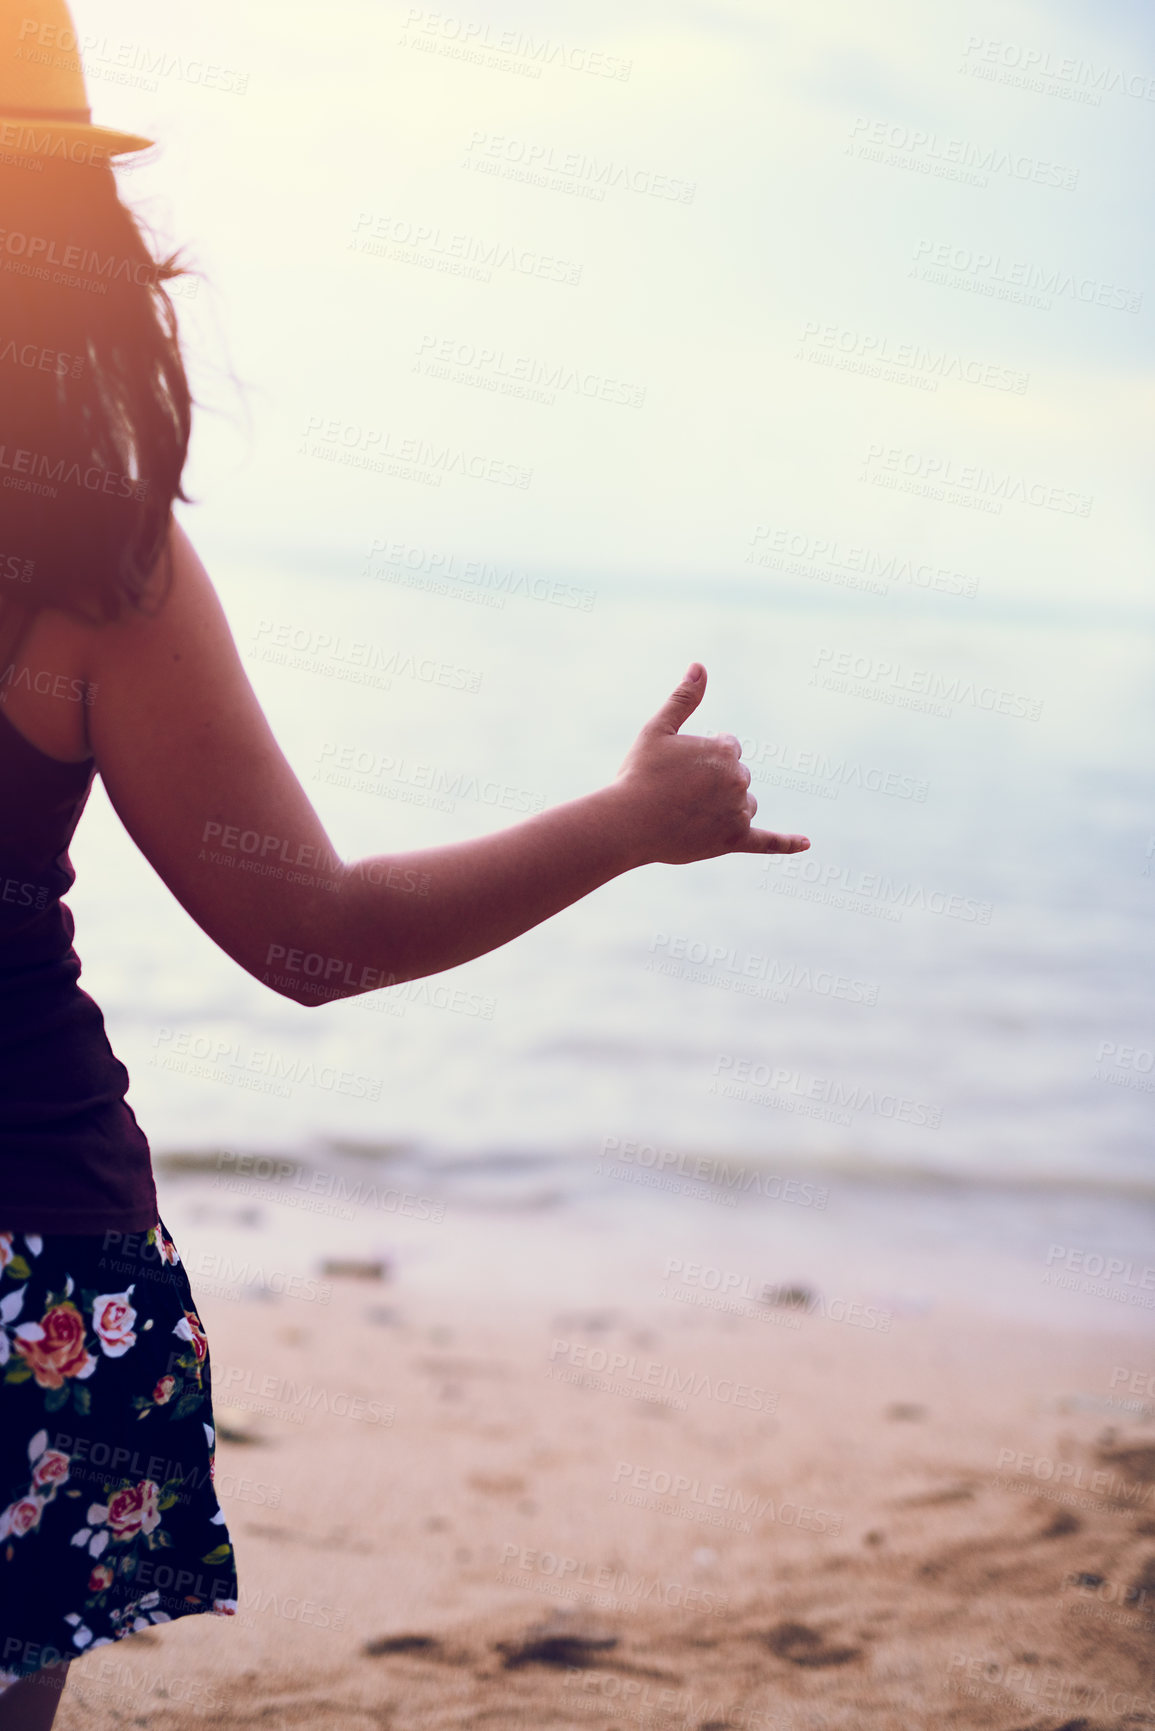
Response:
[0,1216,237,1694]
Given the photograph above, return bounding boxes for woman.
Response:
[0,6,808,1724]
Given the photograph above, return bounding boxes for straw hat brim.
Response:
[0,114,153,156]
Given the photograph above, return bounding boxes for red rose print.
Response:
[30,1450,70,1491]
[184,1311,208,1363]
[1,1496,44,1539]
[153,1375,175,1405]
[15,1302,95,1389]
[88,1564,113,1592]
[107,1481,161,1542]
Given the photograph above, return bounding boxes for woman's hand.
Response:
[616,663,811,866]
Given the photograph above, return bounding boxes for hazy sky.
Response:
[63,0,1152,620]
[44,0,1152,1178]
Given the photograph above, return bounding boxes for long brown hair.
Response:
[0,155,192,626]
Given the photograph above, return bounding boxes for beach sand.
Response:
[54,1268,1155,1730]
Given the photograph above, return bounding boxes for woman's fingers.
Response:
[734,829,810,854]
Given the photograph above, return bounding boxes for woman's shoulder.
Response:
[0,519,205,765]
[0,599,98,764]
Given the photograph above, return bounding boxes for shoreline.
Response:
[53,1233,1155,1729]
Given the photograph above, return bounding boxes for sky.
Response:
[60,0,1154,619]
[36,0,1153,1192]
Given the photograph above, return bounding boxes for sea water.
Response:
[63,549,1154,1332]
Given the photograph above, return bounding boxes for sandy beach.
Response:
[51,1250,1155,1730]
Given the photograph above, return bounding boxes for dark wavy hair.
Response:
[0,155,192,625]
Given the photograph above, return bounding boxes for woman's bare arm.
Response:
[84,521,808,1006]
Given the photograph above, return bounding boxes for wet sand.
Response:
[55,1270,1155,1729]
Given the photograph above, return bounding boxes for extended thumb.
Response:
[647,663,706,735]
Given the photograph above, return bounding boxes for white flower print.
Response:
[0,1283,27,1368]
[66,1618,93,1650]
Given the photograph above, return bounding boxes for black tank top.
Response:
[0,701,158,1232]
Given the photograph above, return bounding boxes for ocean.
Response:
[65,555,1155,1336]
[43,0,1155,1337]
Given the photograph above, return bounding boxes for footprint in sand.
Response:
[362,1633,474,1666]
[496,1608,618,1668]
[761,1621,861,1667]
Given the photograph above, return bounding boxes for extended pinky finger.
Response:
[734,829,810,854]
